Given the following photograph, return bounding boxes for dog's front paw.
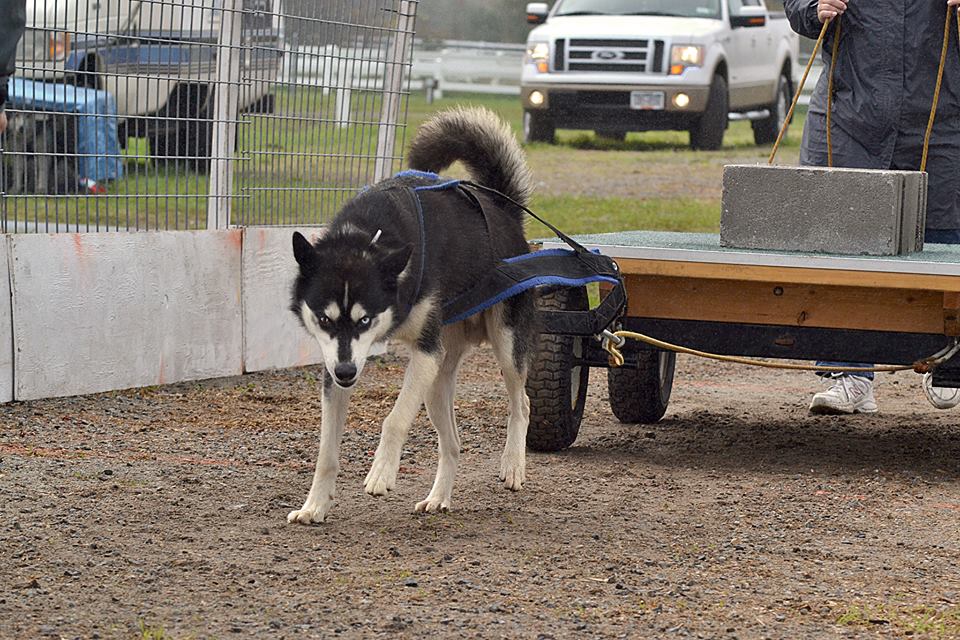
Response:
[287,499,332,525]
[415,495,451,514]
[499,454,526,491]
[364,456,399,496]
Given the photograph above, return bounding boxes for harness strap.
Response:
[402,185,428,314]
[440,183,625,326]
[441,248,621,325]
[395,172,627,329]
[460,181,593,254]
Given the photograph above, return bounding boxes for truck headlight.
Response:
[669,45,703,75]
[49,32,71,61]
[16,28,71,63]
[525,41,550,73]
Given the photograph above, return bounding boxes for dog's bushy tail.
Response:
[406,106,533,206]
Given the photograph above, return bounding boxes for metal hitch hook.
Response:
[597,329,625,348]
[598,329,626,368]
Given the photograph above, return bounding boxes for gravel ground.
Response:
[2,344,959,639]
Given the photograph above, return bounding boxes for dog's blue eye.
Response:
[358,316,371,327]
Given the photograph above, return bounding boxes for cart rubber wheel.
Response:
[689,74,728,151]
[607,349,676,424]
[525,287,590,452]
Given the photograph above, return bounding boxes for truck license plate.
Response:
[630,91,665,110]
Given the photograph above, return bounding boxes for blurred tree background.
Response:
[414,0,532,43]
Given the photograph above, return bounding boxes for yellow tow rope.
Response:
[602,330,960,374]
[604,9,960,374]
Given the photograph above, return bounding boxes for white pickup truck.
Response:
[521,0,799,149]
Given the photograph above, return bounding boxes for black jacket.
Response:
[0,0,27,108]
[784,0,960,228]
[784,0,960,160]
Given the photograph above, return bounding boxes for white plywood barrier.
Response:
[10,231,244,400]
[242,227,323,372]
[0,239,13,403]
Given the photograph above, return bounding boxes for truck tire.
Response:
[524,110,556,144]
[595,129,626,142]
[607,349,676,424]
[526,287,590,452]
[689,75,728,151]
[149,118,212,172]
[752,71,791,145]
[149,85,213,172]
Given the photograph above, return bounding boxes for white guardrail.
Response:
[282,40,524,99]
[285,40,819,104]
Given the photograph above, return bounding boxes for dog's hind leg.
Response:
[288,372,353,524]
[487,304,534,491]
[364,347,443,496]
[415,335,469,513]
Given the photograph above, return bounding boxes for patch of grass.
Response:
[409,91,805,155]
[138,620,182,640]
[4,89,805,236]
[527,194,719,237]
[836,603,960,638]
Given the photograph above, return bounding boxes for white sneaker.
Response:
[809,375,878,415]
[922,373,960,410]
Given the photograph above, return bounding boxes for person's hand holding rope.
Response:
[818,0,847,23]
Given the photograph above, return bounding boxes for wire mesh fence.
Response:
[0,0,417,232]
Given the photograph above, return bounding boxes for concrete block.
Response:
[11,230,243,400]
[721,164,927,256]
[242,227,323,372]
[899,171,927,255]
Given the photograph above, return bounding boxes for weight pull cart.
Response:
[526,231,960,452]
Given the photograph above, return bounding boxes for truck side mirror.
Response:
[526,2,550,25]
[730,5,767,28]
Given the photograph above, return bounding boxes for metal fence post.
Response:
[373,0,418,183]
[207,0,244,230]
[335,61,353,129]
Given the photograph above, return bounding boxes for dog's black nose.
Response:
[334,362,357,383]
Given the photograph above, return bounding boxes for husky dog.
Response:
[287,106,538,523]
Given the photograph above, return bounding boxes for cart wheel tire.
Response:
[526,287,590,452]
[524,110,556,144]
[689,75,728,151]
[607,350,676,424]
[752,71,791,145]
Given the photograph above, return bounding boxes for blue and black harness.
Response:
[399,170,627,336]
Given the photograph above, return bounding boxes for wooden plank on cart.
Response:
[541,231,960,292]
[622,276,946,334]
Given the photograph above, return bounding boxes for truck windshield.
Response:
[554,0,721,19]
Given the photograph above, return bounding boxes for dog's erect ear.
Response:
[292,232,317,273]
[379,244,413,279]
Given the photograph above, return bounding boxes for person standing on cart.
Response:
[784,0,960,414]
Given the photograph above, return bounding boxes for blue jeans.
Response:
[817,228,960,379]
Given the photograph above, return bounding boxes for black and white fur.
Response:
[287,106,538,523]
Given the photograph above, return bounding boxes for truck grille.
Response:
[553,38,665,74]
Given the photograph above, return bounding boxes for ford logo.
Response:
[593,50,624,61]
